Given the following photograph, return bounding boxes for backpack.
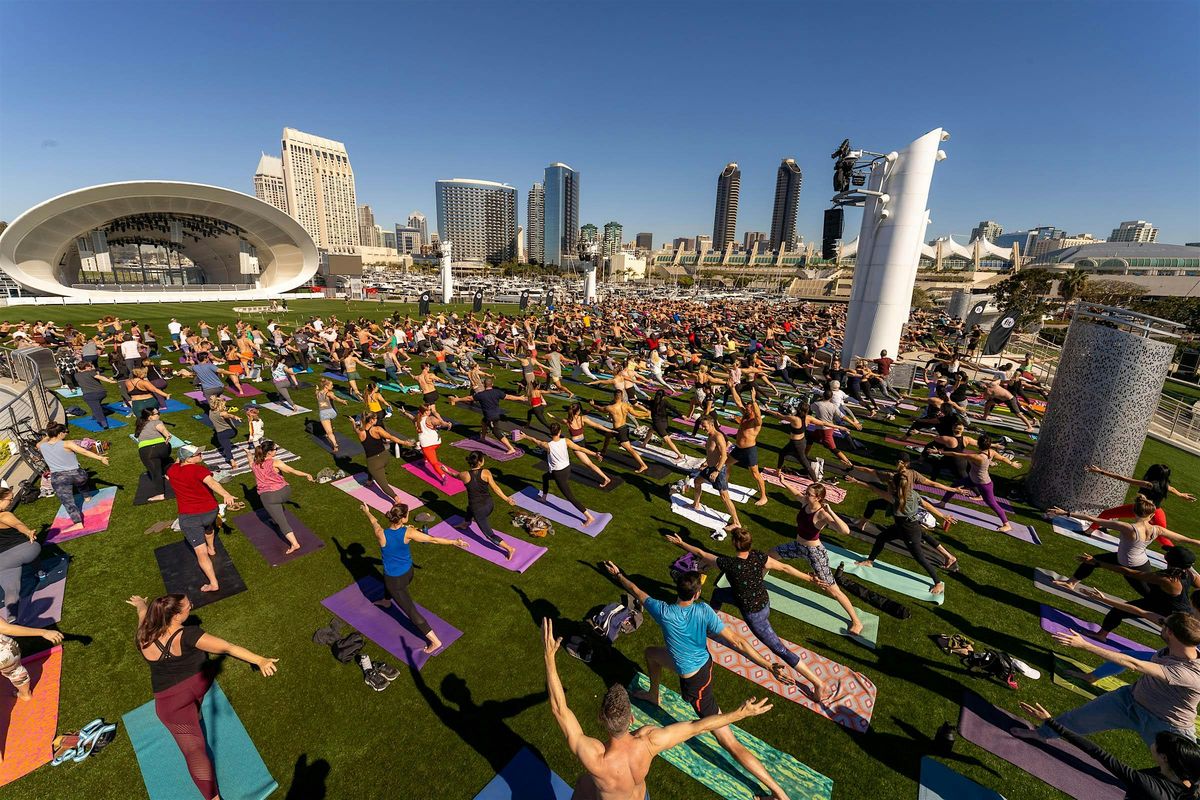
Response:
[510,511,554,538]
[315,468,346,484]
[669,552,708,586]
[589,592,644,643]
[961,649,1019,690]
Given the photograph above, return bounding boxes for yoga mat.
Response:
[105,398,191,417]
[761,469,847,504]
[511,486,611,537]
[1051,516,1168,569]
[323,371,347,381]
[451,437,524,461]
[55,387,82,398]
[124,681,278,800]
[226,384,263,398]
[0,646,61,787]
[670,493,730,530]
[719,573,878,648]
[1053,653,1129,700]
[570,464,624,492]
[631,441,705,472]
[330,474,424,513]
[46,486,117,543]
[919,483,1015,513]
[673,417,738,437]
[627,673,833,800]
[259,401,310,417]
[402,460,466,495]
[697,478,757,505]
[154,536,247,609]
[939,501,1040,544]
[958,690,1123,800]
[599,448,671,479]
[201,445,299,477]
[822,542,944,603]
[321,576,461,669]
[232,508,324,566]
[473,747,573,800]
[15,554,69,628]
[918,757,1006,800]
[68,415,125,432]
[969,413,1037,434]
[428,516,546,573]
[1033,567,1160,634]
[308,429,364,457]
[709,611,877,732]
[1039,604,1156,657]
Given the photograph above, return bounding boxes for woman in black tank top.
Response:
[454,452,517,560]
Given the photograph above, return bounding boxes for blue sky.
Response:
[2,0,1198,247]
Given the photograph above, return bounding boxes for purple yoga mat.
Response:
[449,438,523,462]
[673,417,737,437]
[427,516,546,573]
[16,556,68,628]
[958,691,1124,800]
[1039,604,1156,657]
[184,390,208,402]
[321,576,461,670]
[939,502,1040,543]
[402,460,466,495]
[511,487,611,537]
[226,384,263,398]
[918,483,1015,513]
[330,474,425,513]
[232,508,324,566]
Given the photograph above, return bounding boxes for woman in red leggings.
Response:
[415,402,459,482]
[128,594,278,800]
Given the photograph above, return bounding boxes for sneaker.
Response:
[372,660,400,682]
[358,655,389,691]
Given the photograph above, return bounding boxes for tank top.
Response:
[1118,529,1151,568]
[417,415,440,448]
[144,626,208,694]
[0,523,26,552]
[367,394,383,413]
[316,391,333,411]
[39,440,80,472]
[969,453,993,486]
[251,458,287,493]
[363,429,387,458]
[381,526,413,576]
[465,468,491,507]
[138,422,166,447]
[567,417,585,439]
[795,506,823,543]
[547,438,570,471]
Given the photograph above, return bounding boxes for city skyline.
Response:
[1,2,1198,248]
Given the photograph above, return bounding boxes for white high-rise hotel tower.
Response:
[275,128,360,253]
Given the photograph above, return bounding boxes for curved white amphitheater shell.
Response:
[0,182,319,300]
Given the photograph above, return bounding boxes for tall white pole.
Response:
[439,241,453,304]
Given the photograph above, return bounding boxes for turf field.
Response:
[3,300,1194,799]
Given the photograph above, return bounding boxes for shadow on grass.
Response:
[852,714,1000,784]
[284,754,330,799]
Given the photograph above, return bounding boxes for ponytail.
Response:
[253,440,276,467]
[136,594,188,648]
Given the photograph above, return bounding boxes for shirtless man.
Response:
[411,362,440,407]
[591,397,650,474]
[979,378,1036,432]
[728,382,769,506]
[692,415,742,531]
[542,619,773,799]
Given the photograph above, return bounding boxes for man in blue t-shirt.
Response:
[191,352,236,401]
[604,560,794,800]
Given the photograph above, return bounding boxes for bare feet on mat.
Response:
[284,542,301,554]
[503,544,515,562]
[847,621,864,636]
[423,633,443,654]
[943,555,958,571]
[62,522,85,533]
[930,582,945,595]
[584,512,596,527]
[599,477,611,489]
[200,583,220,593]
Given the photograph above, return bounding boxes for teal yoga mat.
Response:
[919,757,1006,800]
[718,573,879,648]
[628,673,833,800]
[123,681,277,800]
[822,543,944,604]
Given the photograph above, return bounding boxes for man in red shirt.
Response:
[166,446,243,593]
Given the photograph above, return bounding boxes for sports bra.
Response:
[795,506,823,542]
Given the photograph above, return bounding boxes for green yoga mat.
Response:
[1051,654,1127,700]
[123,681,277,800]
[823,543,944,604]
[717,574,879,648]
[628,673,833,800]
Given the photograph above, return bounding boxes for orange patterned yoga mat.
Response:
[708,612,875,732]
[0,645,62,786]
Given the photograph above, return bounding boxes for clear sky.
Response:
[2,0,1198,247]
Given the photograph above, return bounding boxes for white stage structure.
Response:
[439,241,453,304]
[840,128,949,367]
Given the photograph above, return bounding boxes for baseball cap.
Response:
[178,445,202,460]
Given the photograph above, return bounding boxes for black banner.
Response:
[982,309,1019,355]
[472,289,483,312]
[964,299,988,329]
[519,290,530,311]
[418,290,431,316]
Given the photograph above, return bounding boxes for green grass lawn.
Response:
[4,300,1196,799]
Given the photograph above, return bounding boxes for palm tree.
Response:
[1058,270,1088,317]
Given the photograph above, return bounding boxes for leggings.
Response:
[0,540,40,621]
[139,442,172,496]
[258,485,293,534]
[0,634,29,690]
[1093,504,1173,548]
[527,405,552,429]
[214,428,237,466]
[1102,594,1177,635]
[82,390,108,427]
[272,380,295,408]
[366,452,395,499]
[464,499,503,547]
[777,438,817,481]
[543,467,586,514]
[866,518,943,583]
[154,671,218,800]
[710,587,799,669]
[421,443,447,480]
[973,480,1009,525]
[384,567,431,635]
[1072,551,1153,596]
[51,468,90,524]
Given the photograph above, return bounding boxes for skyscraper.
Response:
[1110,220,1158,243]
[280,128,360,252]
[673,237,695,251]
[602,221,623,256]
[769,158,803,252]
[253,153,288,214]
[580,223,599,245]
[712,162,740,251]
[379,228,396,250]
[635,232,653,250]
[394,225,422,255]
[358,205,379,248]
[543,163,579,267]
[527,183,544,264]
[695,234,712,253]
[743,231,768,250]
[408,212,429,245]
[434,178,518,264]
[969,220,1003,242]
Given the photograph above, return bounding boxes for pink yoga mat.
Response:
[940,501,1039,543]
[1039,604,1155,657]
[673,417,737,437]
[46,487,117,543]
[511,486,611,537]
[427,516,546,573]
[450,438,524,462]
[402,460,466,495]
[321,577,461,670]
[226,384,263,398]
[760,469,847,504]
[330,474,424,513]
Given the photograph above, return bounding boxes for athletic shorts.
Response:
[615,425,631,444]
[423,390,438,405]
[679,658,719,718]
[179,510,219,548]
[774,540,833,584]
[805,426,838,450]
[702,465,729,492]
[346,371,360,382]
[319,407,337,421]
[652,417,670,437]
[731,445,758,468]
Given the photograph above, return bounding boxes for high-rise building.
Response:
[712,162,740,251]
[970,220,1003,242]
[743,231,768,250]
[769,158,803,251]
[358,205,379,248]
[434,178,518,264]
[527,183,544,264]
[580,223,599,245]
[394,225,422,255]
[602,222,623,257]
[673,237,695,251]
[543,163,580,266]
[635,232,653,250]
[379,228,396,250]
[1109,220,1158,243]
[280,128,360,252]
[407,212,429,245]
[253,153,288,214]
[695,234,712,253]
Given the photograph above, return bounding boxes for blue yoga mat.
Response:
[919,757,1006,799]
[69,416,127,432]
[104,398,191,417]
[123,681,277,800]
[474,747,573,799]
